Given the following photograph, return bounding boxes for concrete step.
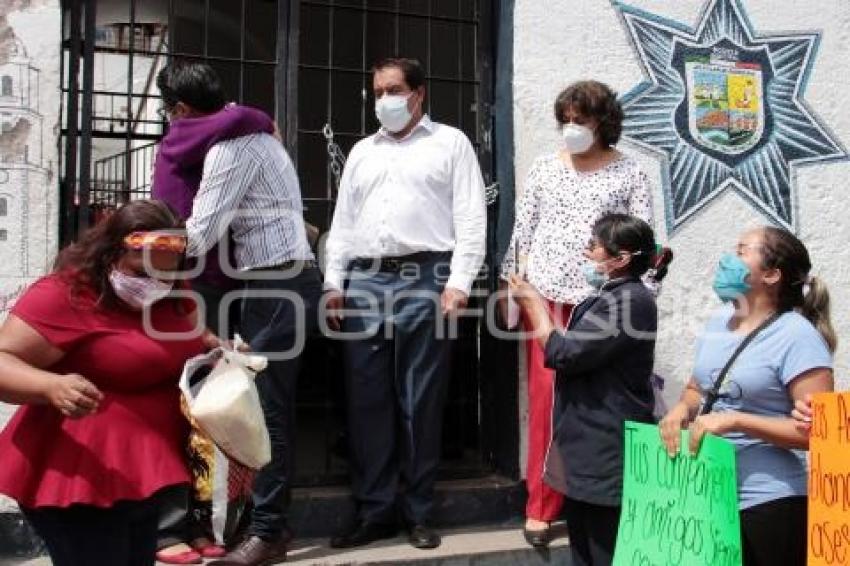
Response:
[0,476,527,559]
[290,476,526,538]
[4,523,572,566]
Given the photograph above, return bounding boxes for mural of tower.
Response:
[0,38,52,283]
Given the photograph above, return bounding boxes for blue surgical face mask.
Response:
[582,249,643,290]
[582,261,609,289]
[713,253,751,302]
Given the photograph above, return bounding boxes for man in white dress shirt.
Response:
[324,58,486,550]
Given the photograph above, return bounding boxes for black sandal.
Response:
[522,525,551,548]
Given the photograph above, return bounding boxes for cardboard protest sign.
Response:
[613,421,741,566]
[808,392,850,566]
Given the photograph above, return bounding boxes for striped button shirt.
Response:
[185,133,314,269]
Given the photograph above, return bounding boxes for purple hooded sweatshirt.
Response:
[151,104,274,288]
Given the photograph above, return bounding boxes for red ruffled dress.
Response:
[0,274,205,509]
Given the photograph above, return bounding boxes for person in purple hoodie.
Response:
[151,65,275,565]
[151,75,274,341]
[152,62,321,566]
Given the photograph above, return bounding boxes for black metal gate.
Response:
[60,0,280,240]
[288,0,499,485]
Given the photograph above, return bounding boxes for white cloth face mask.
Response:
[109,268,173,310]
[375,93,413,133]
[562,123,595,154]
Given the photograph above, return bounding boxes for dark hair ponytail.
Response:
[800,276,835,352]
[760,226,836,352]
[648,246,674,284]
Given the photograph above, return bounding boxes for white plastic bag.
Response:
[502,254,526,330]
[179,339,271,470]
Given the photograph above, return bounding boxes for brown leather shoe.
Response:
[207,536,288,566]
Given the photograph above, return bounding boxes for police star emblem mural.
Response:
[613,0,847,233]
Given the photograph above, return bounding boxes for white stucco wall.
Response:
[513,0,850,474]
[0,0,61,513]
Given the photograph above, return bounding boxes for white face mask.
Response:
[562,123,595,154]
[375,93,413,133]
[109,268,173,310]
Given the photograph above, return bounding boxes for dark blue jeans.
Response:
[342,254,452,526]
[239,266,322,541]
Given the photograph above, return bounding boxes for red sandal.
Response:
[154,548,203,564]
[194,541,227,558]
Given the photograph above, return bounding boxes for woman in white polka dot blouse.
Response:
[500,80,654,548]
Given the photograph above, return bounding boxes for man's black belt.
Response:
[249,259,317,271]
[351,251,448,272]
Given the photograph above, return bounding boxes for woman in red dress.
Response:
[0,200,207,566]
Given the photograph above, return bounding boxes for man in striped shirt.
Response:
[157,62,320,566]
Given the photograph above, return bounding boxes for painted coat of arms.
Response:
[613,0,847,233]
[687,48,763,154]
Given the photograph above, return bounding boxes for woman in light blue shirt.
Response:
[660,226,835,566]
